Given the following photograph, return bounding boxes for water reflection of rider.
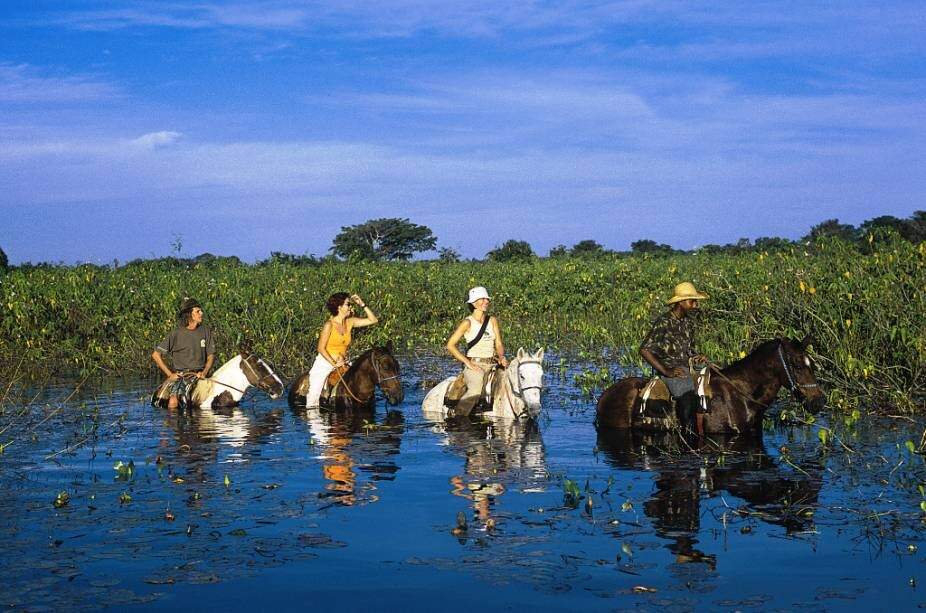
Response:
[596,430,821,568]
[293,405,404,507]
[445,419,545,529]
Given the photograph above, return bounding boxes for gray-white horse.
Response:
[422,348,545,420]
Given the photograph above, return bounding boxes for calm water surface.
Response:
[2,357,925,611]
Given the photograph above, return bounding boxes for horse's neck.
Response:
[209,355,249,402]
[721,347,782,405]
[495,360,524,411]
[343,355,375,401]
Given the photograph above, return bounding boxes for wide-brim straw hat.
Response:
[666,282,708,305]
[466,286,491,304]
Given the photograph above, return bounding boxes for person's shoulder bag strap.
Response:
[465,316,492,353]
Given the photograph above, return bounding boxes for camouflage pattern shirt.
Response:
[640,310,697,370]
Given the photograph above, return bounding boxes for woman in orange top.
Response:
[306,292,379,408]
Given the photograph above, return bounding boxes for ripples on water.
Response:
[1,359,925,610]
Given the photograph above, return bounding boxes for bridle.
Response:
[241,354,281,393]
[370,350,400,385]
[508,358,543,398]
[777,342,819,393]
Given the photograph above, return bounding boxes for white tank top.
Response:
[463,316,496,358]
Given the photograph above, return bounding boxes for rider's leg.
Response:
[306,355,334,408]
[454,365,486,417]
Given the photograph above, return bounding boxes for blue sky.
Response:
[2,1,924,263]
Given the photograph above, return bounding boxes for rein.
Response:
[332,350,398,405]
[705,340,818,409]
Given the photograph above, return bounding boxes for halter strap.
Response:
[777,342,819,391]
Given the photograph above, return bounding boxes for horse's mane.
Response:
[723,338,783,373]
[344,347,384,378]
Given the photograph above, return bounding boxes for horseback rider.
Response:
[151,297,216,410]
[445,286,509,417]
[639,282,709,434]
[305,292,378,408]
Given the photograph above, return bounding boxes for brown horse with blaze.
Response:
[596,336,825,435]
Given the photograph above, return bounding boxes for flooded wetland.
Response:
[2,358,926,611]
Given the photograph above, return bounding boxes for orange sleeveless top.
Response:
[325,321,351,358]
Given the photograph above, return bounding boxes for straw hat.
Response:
[666,282,708,305]
[466,286,490,304]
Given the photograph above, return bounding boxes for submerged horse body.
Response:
[152,349,284,409]
[288,343,404,409]
[596,337,824,434]
[422,348,545,420]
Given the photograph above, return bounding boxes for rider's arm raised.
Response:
[446,319,477,370]
[348,294,378,328]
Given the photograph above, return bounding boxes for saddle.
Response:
[443,366,501,410]
[151,374,200,408]
[323,365,351,402]
[636,368,714,421]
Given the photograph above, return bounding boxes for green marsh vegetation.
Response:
[0,231,923,410]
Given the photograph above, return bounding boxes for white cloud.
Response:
[132,131,183,149]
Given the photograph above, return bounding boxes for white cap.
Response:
[466,286,490,304]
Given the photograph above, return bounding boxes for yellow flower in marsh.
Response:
[799,280,806,293]
[808,286,816,295]
[739,350,746,358]
[845,319,852,328]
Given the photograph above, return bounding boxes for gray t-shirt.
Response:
[155,325,215,371]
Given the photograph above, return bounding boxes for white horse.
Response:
[152,349,284,409]
[422,348,545,420]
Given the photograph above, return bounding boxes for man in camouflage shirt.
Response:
[640,282,709,434]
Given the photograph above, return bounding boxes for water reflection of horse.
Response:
[152,346,284,409]
[597,429,823,567]
[288,344,404,409]
[423,408,546,529]
[291,404,405,507]
[422,348,545,420]
[597,337,825,434]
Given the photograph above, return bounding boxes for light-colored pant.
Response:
[455,365,490,416]
[306,354,336,408]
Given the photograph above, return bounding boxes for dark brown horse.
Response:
[288,342,404,409]
[596,337,825,434]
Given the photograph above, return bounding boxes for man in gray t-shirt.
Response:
[152,297,216,409]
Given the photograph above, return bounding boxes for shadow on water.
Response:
[596,430,823,569]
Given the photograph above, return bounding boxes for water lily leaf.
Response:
[621,542,633,557]
[224,474,231,488]
[54,491,70,508]
[621,500,634,512]
[905,440,916,453]
[119,492,132,504]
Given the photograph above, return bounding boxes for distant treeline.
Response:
[1,211,923,271]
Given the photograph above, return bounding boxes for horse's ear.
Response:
[385,340,394,354]
[799,334,815,351]
[517,347,525,360]
[535,348,545,361]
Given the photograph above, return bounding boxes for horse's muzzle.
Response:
[386,391,404,406]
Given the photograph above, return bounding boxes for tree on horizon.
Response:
[331,218,437,261]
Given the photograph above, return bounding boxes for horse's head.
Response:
[370,341,403,406]
[239,347,284,400]
[777,336,825,413]
[510,347,545,416]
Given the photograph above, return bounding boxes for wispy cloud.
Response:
[0,63,121,103]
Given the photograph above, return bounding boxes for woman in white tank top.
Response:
[445,286,508,417]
